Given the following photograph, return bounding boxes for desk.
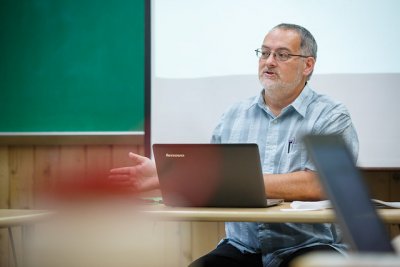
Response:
[0,209,54,267]
[1,206,399,267]
[140,202,400,224]
[0,209,54,227]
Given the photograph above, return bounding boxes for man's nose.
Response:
[264,52,278,66]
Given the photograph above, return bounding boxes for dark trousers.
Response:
[188,242,339,267]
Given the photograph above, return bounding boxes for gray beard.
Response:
[260,68,304,98]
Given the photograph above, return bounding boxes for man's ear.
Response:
[303,57,316,77]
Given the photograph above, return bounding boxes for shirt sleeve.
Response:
[210,105,235,144]
[210,122,222,144]
[210,113,225,144]
[304,111,359,171]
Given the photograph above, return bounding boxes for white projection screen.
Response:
[151,0,400,168]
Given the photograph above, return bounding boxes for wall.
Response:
[153,0,400,78]
[152,0,400,168]
[152,74,400,168]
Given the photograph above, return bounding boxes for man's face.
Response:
[258,28,308,94]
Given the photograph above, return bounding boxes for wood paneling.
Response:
[86,145,112,180]
[0,147,9,208]
[112,145,137,168]
[33,147,60,207]
[0,147,10,267]
[59,146,86,182]
[9,147,34,209]
[390,173,400,201]
[363,170,400,202]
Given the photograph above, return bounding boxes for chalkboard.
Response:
[0,0,147,133]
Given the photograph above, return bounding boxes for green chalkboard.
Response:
[0,0,146,132]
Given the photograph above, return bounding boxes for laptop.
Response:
[152,144,283,208]
[304,134,395,253]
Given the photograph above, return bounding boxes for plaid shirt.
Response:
[211,85,359,267]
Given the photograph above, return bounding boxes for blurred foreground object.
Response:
[292,252,400,267]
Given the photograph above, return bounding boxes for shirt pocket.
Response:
[286,141,304,170]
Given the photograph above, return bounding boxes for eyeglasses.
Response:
[255,48,311,62]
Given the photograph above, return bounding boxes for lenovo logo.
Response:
[165,153,185,158]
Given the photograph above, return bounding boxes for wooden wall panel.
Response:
[191,222,221,260]
[33,146,60,207]
[0,228,9,267]
[59,146,86,182]
[389,172,400,238]
[163,222,185,267]
[363,170,400,239]
[390,172,400,201]
[0,146,10,267]
[86,145,112,180]
[179,222,193,266]
[0,146,9,208]
[363,171,391,201]
[217,222,226,240]
[6,146,35,267]
[111,145,137,168]
[8,147,34,209]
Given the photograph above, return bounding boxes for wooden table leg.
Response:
[8,227,18,267]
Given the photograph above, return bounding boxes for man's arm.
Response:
[264,170,325,201]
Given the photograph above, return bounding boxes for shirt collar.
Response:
[287,84,313,118]
[255,84,313,118]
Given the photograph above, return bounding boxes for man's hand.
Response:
[109,152,159,192]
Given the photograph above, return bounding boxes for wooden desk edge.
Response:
[0,209,56,228]
[140,203,335,223]
[139,203,400,224]
[1,204,399,225]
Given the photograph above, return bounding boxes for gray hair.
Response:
[272,23,317,80]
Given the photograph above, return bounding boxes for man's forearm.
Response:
[263,170,325,201]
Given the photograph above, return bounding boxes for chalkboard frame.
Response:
[0,132,144,146]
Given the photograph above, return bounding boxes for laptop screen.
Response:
[304,135,394,253]
[152,144,272,207]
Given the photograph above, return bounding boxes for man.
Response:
[109,23,359,267]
